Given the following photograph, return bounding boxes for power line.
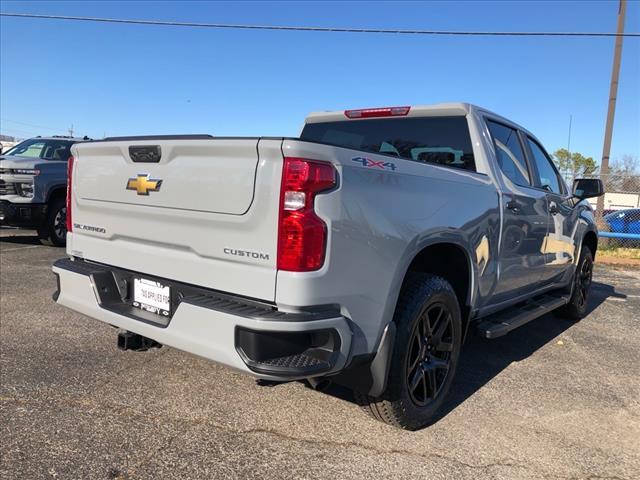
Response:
[1,118,65,132]
[0,127,41,138]
[1,119,88,138]
[1,12,639,37]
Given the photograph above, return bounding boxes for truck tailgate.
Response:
[68,137,283,302]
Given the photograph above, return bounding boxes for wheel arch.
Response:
[403,241,474,314]
[339,237,476,397]
[582,229,598,259]
[46,185,66,204]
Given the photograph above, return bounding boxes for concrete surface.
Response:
[1,229,639,480]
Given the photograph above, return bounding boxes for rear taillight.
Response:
[66,156,74,233]
[277,157,336,272]
[344,106,410,119]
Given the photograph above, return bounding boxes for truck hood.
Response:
[0,156,46,170]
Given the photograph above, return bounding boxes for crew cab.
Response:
[52,103,603,429]
[1,136,91,246]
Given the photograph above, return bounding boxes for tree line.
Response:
[553,149,639,193]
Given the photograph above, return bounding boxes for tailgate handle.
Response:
[129,145,162,163]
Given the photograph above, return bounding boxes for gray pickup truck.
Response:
[52,103,603,429]
[0,136,90,246]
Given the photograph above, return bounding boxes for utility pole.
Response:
[567,114,572,183]
[597,0,627,219]
[68,124,74,137]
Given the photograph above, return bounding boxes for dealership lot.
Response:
[1,229,639,480]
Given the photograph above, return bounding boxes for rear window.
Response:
[300,116,476,172]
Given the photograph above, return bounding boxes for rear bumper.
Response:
[0,200,47,228]
[52,258,352,380]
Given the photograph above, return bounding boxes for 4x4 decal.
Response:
[351,156,397,171]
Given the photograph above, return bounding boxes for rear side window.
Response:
[486,120,531,187]
[526,137,564,194]
[300,116,476,172]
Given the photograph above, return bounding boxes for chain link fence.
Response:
[563,173,640,251]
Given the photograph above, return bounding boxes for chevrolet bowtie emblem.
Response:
[126,174,163,195]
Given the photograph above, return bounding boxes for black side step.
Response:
[477,293,570,339]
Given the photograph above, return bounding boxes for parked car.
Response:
[604,208,640,235]
[52,103,603,430]
[0,135,90,246]
[603,208,640,246]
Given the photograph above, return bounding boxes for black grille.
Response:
[0,180,17,195]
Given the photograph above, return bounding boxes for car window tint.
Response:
[526,137,563,194]
[300,116,476,171]
[43,142,72,161]
[5,139,73,160]
[9,141,46,158]
[486,120,530,186]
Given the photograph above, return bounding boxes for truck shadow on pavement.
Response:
[0,231,42,246]
[318,280,624,424]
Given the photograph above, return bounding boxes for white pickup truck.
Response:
[53,103,603,430]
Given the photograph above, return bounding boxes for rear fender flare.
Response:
[365,232,475,396]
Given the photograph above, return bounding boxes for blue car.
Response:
[604,208,640,238]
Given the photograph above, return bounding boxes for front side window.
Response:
[526,137,563,194]
[300,116,476,171]
[486,120,530,187]
[4,139,73,161]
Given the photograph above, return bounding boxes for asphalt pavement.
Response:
[1,229,639,479]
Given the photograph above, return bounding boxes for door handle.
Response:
[506,200,520,213]
[549,205,559,215]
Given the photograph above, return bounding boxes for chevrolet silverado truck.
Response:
[52,103,604,430]
[1,136,90,246]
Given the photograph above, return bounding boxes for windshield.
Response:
[4,138,73,161]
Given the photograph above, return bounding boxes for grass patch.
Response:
[598,246,640,260]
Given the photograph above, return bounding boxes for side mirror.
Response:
[573,178,604,199]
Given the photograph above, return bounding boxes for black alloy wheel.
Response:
[406,303,453,406]
[574,253,593,311]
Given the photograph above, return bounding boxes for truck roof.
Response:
[305,102,537,140]
[304,103,524,131]
[31,135,92,142]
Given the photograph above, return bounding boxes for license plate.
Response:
[133,278,171,317]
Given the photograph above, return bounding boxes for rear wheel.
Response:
[354,273,462,430]
[39,198,67,247]
[556,246,593,320]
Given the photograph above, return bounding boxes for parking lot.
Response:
[1,229,639,480]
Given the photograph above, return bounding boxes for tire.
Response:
[354,273,462,430]
[556,246,594,321]
[39,198,67,247]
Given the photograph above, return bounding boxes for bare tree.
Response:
[603,155,640,192]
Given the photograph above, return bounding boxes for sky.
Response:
[1,0,639,165]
